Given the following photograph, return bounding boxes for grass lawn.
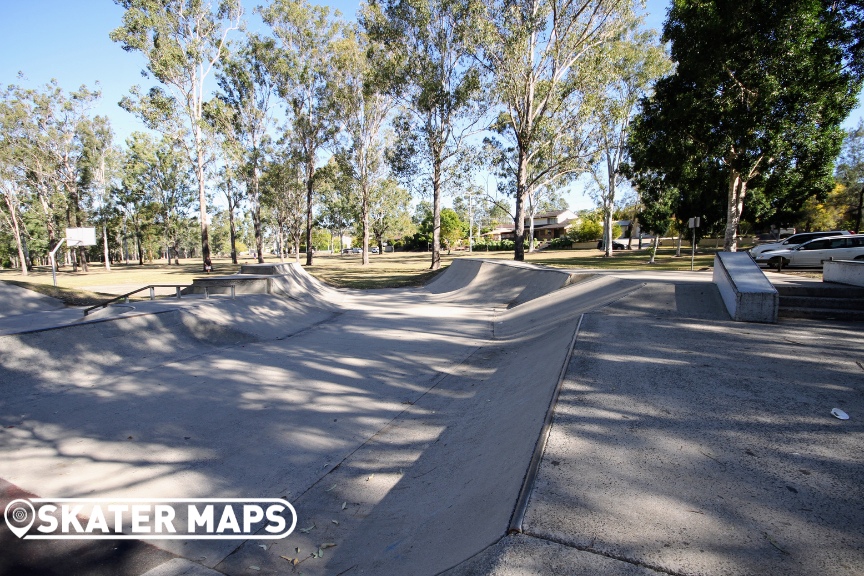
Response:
[2,241,808,305]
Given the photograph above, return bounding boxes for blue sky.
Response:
[1,1,860,211]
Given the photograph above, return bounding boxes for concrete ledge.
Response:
[824,259,864,287]
[713,252,778,323]
[186,275,271,295]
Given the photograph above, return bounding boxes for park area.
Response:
[0,245,750,305]
[0,252,861,576]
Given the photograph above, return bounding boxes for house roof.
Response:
[532,219,576,230]
[534,210,570,219]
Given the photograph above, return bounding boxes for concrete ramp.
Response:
[424,259,582,308]
[268,262,347,307]
[494,276,643,339]
[0,282,65,318]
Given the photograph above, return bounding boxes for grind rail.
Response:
[83,284,236,316]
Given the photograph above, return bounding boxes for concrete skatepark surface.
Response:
[0,259,862,576]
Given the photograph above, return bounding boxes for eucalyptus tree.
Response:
[111,0,243,271]
[261,0,344,266]
[210,34,277,263]
[478,0,635,261]
[588,24,671,257]
[0,86,33,274]
[369,178,412,253]
[9,81,104,271]
[331,23,395,265]
[119,132,194,264]
[364,0,487,270]
[630,0,864,251]
[316,158,358,254]
[836,120,864,233]
[215,165,243,263]
[261,152,307,261]
[78,115,120,269]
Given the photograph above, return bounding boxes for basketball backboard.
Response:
[66,227,97,247]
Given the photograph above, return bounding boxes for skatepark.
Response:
[0,259,862,576]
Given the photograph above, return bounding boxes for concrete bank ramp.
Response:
[493,275,644,339]
[268,262,347,307]
[0,281,65,318]
[424,259,585,308]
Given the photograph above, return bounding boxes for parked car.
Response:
[748,230,852,259]
[340,248,352,254]
[597,239,628,250]
[351,247,362,254]
[370,246,380,254]
[754,234,864,268]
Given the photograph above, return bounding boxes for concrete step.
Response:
[778,306,864,321]
[775,283,864,298]
[779,295,864,310]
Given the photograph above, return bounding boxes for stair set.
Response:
[776,283,864,321]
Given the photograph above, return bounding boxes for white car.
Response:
[754,234,864,268]
[749,230,852,259]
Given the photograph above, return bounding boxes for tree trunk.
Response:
[3,193,28,276]
[103,224,111,271]
[305,156,315,266]
[430,159,442,270]
[514,149,529,262]
[362,183,370,266]
[649,234,660,264]
[196,125,212,272]
[723,169,747,252]
[855,184,863,233]
[251,164,264,264]
[603,211,614,258]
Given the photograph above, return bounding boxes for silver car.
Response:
[754,234,864,268]
[748,230,852,259]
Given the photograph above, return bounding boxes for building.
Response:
[497,210,579,241]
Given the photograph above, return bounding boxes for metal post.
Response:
[230,285,235,300]
[204,287,210,300]
[49,238,67,287]
[691,228,696,271]
[149,287,155,301]
[176,287,181,299]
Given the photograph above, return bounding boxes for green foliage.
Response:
[472,238,514,251]
[836,120,864,232]
[628,0,864,250]
[439,207,466,250]
[573,219,603,242]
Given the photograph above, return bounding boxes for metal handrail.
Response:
[83,283,236,316]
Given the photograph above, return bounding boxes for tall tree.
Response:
[331,23,395,265]
[631,0,864,251]
[261,0,343,266]
[836,120,864,233]
[369,178,412,253]
[261,152,307,261]
[215,164,243,263]
[111,0,243,271]
[364,0,486,270]
[210,34,277,264]
[588,24,671,257]
[479,0,635,261]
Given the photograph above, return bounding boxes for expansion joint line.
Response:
[507,313,584,534]
[519,529,689,576]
